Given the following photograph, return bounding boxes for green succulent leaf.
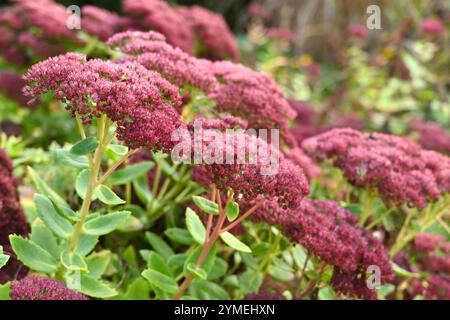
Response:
[141,269,179,295]
[226,201,239,221]
[34,194,74,238]
[186,208,206,244]
[9,235,57,274]
[220,232,251,253]
[94,184,125,205]
[192,196,219,215]
[61,249,88,271]
[83,211,130,236]
[107,161,154,185]
[70,137,99,155]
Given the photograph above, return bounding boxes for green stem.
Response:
[68,115,108,252]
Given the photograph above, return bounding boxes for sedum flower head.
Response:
[23,53,184,152]
[303,128,449,209]
[107,31,218,93]
[410,118,450,155]
[176,5,240,61]
[81,6,133,41]
[10,276,88,300]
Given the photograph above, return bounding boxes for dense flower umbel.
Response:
[0,149,30,284]
[191,130,309,212]
[281,199,393,299]
[107,31,218,93]
[420,19,445,36]
[177,6,240,61]
[410,118,450,154]
[10,276,88,300]
[23,53,184,152]
[81,6,133,41]
[122,0,194,54]
[0,0,78,64]
[208,61,296,132]
[303,128,450,209]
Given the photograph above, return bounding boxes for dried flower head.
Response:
[177,6,240,61]
[10,276,88,300]
[303,128,449,209]
[107,31,218,93]
[123,0,194,53]
[23,53,184,152]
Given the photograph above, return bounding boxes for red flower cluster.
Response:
[10,276,88,300]
[81,6,133,41]
[123,0,195,54]
[303,128,450,209]
[177,6,240,61]
[282,199,393,299]
[285,147,321,181]
[0,149,29,284]
[107,31,218,93]
[410,118,450,154]
[0,0,79,65]
[191,130,310,213]
[208,61,296,132]
[23,53,184,152]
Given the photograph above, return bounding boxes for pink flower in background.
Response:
[0,71,37,107]
[303,128,450,209]
[177,6,240,61]
[123,0,194,54]
[23,53,184,153]
[414,233,445,252]
[11,276,88,300]
[410,118,450,155]
[266,28,295,43]
[420,19,445,36]
[247,3,271,20]
[286,147,321,181]
[81,6,134,41]
[347,24,368,38]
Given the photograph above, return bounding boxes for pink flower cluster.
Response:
[410,118,450,155]
[177,6,240,61]
[107,31,218,93]
[0,0,79,64]
[123,0,195,54]
[122,0,239,61]
[0,149,29,284]
[247,3,271,20]
[191,131,310,213]
[266,28,295,43]
[23,53,184,152]
[420,19,445,36]
[81,6,133,41]
[109,31,295,136]
[303,128,450,209]
[10,276,88,300]
[282,199,393,299]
